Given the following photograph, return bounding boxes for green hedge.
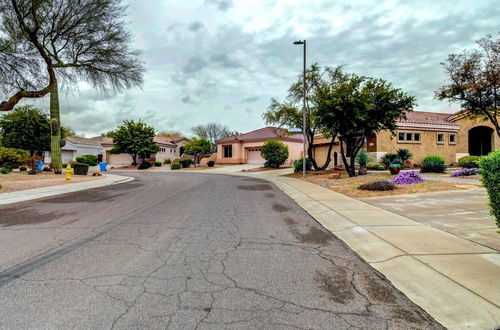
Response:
[420,155,445,173]
[171,163,181,170]
[458,155,480,168]
[293,157,312,173]
[138,161,152,169]
[478,150,500,228]
[207,160,215,167]
[75,155,98,166]
[179,158,192,168]
[262,140,289,168]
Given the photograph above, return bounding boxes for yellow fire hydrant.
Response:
[65,164,72,181]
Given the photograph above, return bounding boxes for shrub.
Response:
[0,147,30,165]
[72,163,89,175]
[164,158,172,164]
[396,148,413,164]
[82,155,98,166]
[358,180,396,191]
[390,170,424,184]
[294,157,312,173]
[458,155,481,168]
[420,155,446,173]
[367,163,385,170]
[171,163,181,170]
[1,167,11,174]
[75,155,98,166]
[261,140,289,168]
[179,158,192,168]
[381,153,402,168]
[62,163,68,168]
[42,166,52,172]
[450,168,480,177]
[356,150,372,166]
[19,166,27,171]
[478,150,500,228]
[138,161,152,170]
[154,161,162,167]
[207,160,215,167]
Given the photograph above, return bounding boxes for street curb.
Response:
[0,174,134,205]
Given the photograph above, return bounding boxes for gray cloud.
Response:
[188,21,203,32]
[205,0,233,11]
[242,96,259,103]
[9,0,496,138]
[182,56,208,74]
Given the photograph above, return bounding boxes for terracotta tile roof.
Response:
[396,111,460,131]
[153,136,178,147]
[66,136,103,147]
[90,136,114,146]
[217,126,304,143]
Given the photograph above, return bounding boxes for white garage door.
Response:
[247,148,264,164]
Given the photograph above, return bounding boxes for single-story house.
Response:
[216,126,304,165]
[90,135,189,166]
[311,111,499,166]
[44,136,104,164]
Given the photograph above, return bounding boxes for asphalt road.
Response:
[0,172,442,329]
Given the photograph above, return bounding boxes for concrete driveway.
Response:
[361,188,498,251]
[0,172,441,329]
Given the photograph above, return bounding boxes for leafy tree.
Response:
[0,105,51,157]
[316,67,416,177]
[100,131,116,138]
[263,64,337,171]
[0,0,144,173]
[261,140,289,168]
[436,33,499,137]
[183,137,212,167]
[111,120,159,165]
[0,147,29,165]
[191,123,233,152]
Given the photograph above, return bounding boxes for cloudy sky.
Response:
[25,0,500,137]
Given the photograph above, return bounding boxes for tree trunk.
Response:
[50,81,63,174]
[316,134,337,171]
[131,154,137,165]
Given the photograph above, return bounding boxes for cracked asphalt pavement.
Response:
[0,172,443,329]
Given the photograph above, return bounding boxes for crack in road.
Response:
[0,172,443,329]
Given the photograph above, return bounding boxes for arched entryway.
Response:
[468,126,494,156]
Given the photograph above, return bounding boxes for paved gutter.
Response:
[0,174,134,205]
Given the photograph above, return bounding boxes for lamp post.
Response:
[293,40,306,178]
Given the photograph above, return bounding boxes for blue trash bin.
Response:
[36,161,44,172]
[99,162,107,172]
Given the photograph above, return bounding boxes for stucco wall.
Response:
[375,130,459,165]
[216,139,303,165]
[455,117,499,154]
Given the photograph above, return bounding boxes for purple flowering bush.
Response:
[390,170,424,185]
[450,168,480,177]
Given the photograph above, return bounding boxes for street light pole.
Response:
[293,40,306,178]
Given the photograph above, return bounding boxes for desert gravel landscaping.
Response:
[0,172,102,194]
[285,171,477,198]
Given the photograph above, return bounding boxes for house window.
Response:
[406,133,413,141]
[398,132,405,141]
[414,133,421,142]
[449,134,456,143]
[223,145,233,158]
[437,133,444,143]
[397,131,421,143]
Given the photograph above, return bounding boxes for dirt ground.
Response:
[285,171,477,198]
[0,171,102,194]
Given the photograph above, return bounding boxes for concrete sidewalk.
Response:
[0,174,134,205]
[237,169,499,329]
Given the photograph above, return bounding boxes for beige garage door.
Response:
[247,148,264,164]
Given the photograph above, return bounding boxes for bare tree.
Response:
[191,123,233,152]
[436,33,499,137]
[0,0,144,172]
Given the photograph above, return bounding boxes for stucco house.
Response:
[44,136,104,164]
[311,111,499,166]
[90,135,189,165]
[216,126,304,165]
